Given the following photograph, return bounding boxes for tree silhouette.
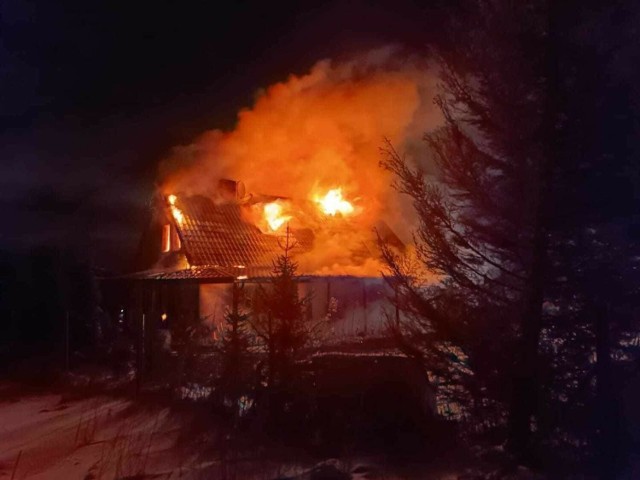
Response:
[380,0,565,461]
[249,226,313,421]
[382,1,640,471]
[217,280,252,419]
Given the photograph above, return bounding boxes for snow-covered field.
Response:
[0,388,309,479]
[0,385,471,479]
[0,390,195,479]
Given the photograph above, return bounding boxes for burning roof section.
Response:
[140,182,404,281]
[167,194,312,272]
[126,265,255,282]
[174,195,275,266]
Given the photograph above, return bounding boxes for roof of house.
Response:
[124,192,403,282]
[171,194,312,268]
[121,265,269,282]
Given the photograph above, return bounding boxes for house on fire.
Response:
[101,179,438,420]
[109,179,405,341]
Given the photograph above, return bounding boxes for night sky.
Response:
[1,0,446,270]
[2,1,638,271]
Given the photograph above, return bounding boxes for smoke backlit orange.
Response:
[159,47,442,275]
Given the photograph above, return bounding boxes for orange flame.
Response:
[315,188,354,216]
[159,48,442,275]
[263,201,291,232]
[167,194,184,225]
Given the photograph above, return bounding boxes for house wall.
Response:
[99,280,201,381]
[197,277,395,339]
[199,283,230,330]
[299,277,392,337]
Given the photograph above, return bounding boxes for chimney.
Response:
[217,178,247,202]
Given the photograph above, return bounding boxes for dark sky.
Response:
[0,0,444,269]
[2,0,638,272]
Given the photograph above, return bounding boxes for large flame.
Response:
[263,201,291,232]
[167,194,184,225]
[315,188,354,216]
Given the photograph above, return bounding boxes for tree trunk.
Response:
[507,0,560,460]
[595,302,614,479]
[507,225,547,458]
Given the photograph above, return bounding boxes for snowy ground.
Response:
[0,384,475,479]
[0,389,191,479]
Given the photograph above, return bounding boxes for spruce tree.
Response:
[218,281,251,418]
[381,0,563,460]
[250,227,310,396]
[382,1,640,470]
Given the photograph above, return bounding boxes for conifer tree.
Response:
[381,0,561,460]
[250,227,310,394]
[382,2,640,469]
[217,281,251,418]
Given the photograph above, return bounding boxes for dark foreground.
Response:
[0,383,479,480]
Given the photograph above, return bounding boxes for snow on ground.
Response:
[0,390,191,479]
[0,388,305,479]
[0,385,476,479]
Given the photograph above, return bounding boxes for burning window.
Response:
[162,224,182,253]
[162,195,183,253]
[172,225,182,250]
[162,224,171,252]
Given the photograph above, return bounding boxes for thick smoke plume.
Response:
[160,46,441,274]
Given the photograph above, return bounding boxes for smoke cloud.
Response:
[159,46,442,274]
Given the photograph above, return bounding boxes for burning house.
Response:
[98,53,440,419]
[113,50,439,343]
[115,178,405,343]
[100,176,438,427]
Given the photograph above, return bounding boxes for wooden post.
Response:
[596,301,614,480]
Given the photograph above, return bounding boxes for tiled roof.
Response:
[122,265,272,281]
[125,266,234,281]
[171,195,309,269]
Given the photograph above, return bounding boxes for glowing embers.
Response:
[167,194,184,225]
[314,188,354,216]
[263,200,292,232]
